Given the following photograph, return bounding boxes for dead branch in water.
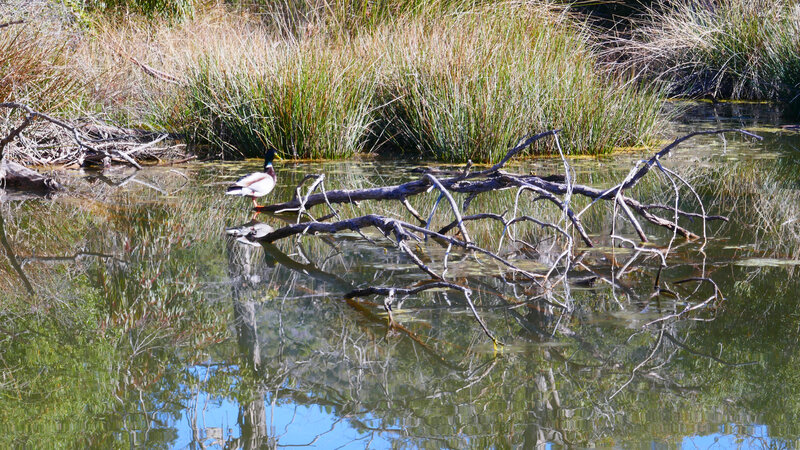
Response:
[250,129,761,342]
[257,129,758,242]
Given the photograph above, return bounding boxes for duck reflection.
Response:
[224,219,276,449]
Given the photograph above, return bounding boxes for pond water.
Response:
[2,102,800,448]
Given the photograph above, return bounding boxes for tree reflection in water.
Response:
[1,121,800,447]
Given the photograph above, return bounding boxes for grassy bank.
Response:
[1,1,665,162]
[170,3,663,161]
[371,4,662,161]
[617,0,800,106]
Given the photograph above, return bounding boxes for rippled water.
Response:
[1,102,800,448]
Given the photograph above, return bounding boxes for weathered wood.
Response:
[248,129,762,344]
[256,130,562,214]
[1,102,184,169]
[258,129,759,216]
[0,160,60,193]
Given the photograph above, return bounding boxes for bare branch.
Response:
[424,173,471,243]
[0,20,24,29]
[0,102,143,169]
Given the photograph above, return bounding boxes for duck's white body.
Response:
[226,148,278,207]
[227,169,276,198]
[226,164,277,205]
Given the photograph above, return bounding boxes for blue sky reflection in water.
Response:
[173,388,393,448]
[175,365,392,448]
[2,103,800,447]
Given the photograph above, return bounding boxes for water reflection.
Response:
[1,105,800,447]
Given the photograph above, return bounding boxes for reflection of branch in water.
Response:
[346,280,499,344]
[261,241,351,289]
[663,332,757,367]
[86,171,169,195]
[645,277,722,326]
[275,415,347,447]
[258,237,464,370]
[18,250,124,267]
[608,326,665,401]
[0,210,34,296]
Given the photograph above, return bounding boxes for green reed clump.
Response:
[178,43,376,159]
[162,2,664,161]
[620,0,800,103]
[372,3,663,162]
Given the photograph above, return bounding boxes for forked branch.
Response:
[253,128,761,343]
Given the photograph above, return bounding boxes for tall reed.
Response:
[373,3,663,161]
[178,40,377,159]
[172,2,663,161]
[4,1,665,162]
[618,0,800,103]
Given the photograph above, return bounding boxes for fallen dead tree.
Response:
[253,129,761,343]
[0,102,186,193]
[256,129,757,243]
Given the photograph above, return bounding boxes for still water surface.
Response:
[1,103,800,448]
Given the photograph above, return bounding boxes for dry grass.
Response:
[615,0,800,103]
[0,2,85,113]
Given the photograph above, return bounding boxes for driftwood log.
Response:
[0,160,60,192]
[250,129,761,343]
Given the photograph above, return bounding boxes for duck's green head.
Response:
[264,147,278,169]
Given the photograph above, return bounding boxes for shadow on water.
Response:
[1,103,800,447]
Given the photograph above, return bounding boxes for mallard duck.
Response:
[226,148,277,207]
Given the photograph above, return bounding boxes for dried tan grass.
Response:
[614,0,800,101]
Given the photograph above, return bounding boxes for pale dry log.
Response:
[0,103,185,170]
[0,102,142,169]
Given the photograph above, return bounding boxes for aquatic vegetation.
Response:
[170,3,663,161]
[617,0,800,105]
